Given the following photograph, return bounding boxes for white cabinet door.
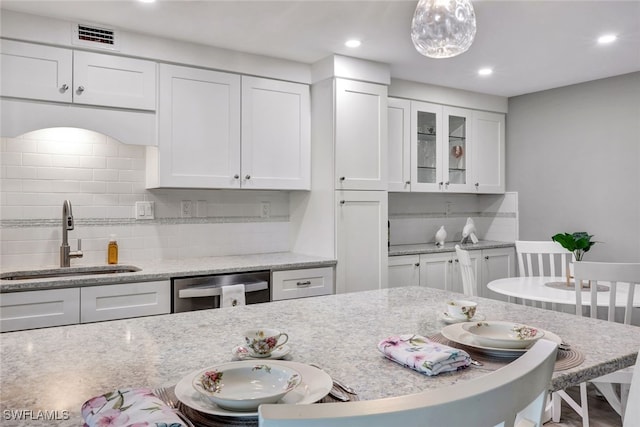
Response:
[336,191,388,293]
[73,51,156,110]
[0,288,80,332]
[335,79,387,191]
[241,77,310,190]
[419,252,452,291]
[443,106,473,193]
[80,280,171,323]
[451,249,481,294]
[411,101,443,192]
[272,267,334,301]
[0,40,72,103]
[480,247,515,300]
[388,255,420,287]
[472,111,505,194]
[387,98,411,192]
[153,64,241,188]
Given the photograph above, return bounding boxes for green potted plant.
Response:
[551,232,597,287]
[551,232,597,261]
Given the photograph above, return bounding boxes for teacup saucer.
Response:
[231,345,291,360]
[439,312,486,324]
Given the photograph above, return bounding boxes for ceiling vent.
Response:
[72,23,119,51]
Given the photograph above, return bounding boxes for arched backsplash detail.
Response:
[0,98,156,146]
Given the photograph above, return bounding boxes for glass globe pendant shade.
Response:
[411,0,477,59]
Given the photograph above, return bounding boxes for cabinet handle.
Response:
[76,85,85,94]
[448,259,453,264]
[414,262,420,267]
[339,176,346,182]
[60,84,69,92]
[445,181,450,186]
[296,280,311,287]
[339,200,346,205]
[233,174,240,179]
[485,256,490,260]
[405,181,411,185]
[245,174,251,180]
[455,259,459,263]
[475,182,480,187]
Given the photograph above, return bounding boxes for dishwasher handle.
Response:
[178,281,268,299]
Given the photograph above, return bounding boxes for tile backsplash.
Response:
[0,128,290,269]
[388,192,518,246]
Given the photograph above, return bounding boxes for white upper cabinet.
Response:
[151,64,241,188]
[148,64,310,189]
[471,111,505,193]
[241,76,310,190]
[73,51,156,110]
[387,97,411,192]
[0,40,156,110]
[335,79,388,191]
[393,99,504,194]
[1,40,72,102]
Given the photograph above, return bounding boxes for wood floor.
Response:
[546,384,623,427]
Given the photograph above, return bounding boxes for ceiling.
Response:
[1,0,639,97]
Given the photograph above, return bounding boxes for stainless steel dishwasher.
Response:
[172,271,270,313]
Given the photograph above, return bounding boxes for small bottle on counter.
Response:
[107,234,118,264]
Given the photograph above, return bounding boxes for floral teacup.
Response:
[243,328,289,357]
[446,300,478,320]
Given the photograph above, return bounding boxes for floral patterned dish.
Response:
[440,312,486,324]
[461,321,545,349]
[192,362,301,411]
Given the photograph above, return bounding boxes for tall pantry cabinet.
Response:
[290,56,389,294]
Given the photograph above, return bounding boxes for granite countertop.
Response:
[0,252,336,293]
[1,286,638,426]
[389,240,514,256]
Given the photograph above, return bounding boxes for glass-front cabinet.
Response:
[411,101,472,192]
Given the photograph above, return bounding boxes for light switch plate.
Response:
[135,201,154,220]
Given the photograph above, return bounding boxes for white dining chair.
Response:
[515,240,572,278]
[552,261,640,427]
[623,346,640,427]
[259,339,558,427]
[455,244,477,296]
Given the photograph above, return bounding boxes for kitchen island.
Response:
[1,286,638,426]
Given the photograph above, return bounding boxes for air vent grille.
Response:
[72,23,119,50]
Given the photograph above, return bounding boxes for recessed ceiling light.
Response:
[345,39,361,48]
[138,0,156,3]
[598,34,617,44]
[478,68,493,76]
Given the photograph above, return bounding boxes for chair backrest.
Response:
[259,340,558,427]
[515,240,572,277]
[623,347,640,427]
[455,244,477,296]
[573,261,640,325]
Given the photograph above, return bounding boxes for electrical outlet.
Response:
[445,201,453,216]
[260,202,270,218]
[181,200,193,218]
[196,200,207,218]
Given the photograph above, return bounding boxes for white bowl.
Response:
[462,321,545,349]
[192,361,301,411]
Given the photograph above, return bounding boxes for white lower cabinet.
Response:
[388,246,514,297]
[80,280,171,323]
[388,255,420,287]
[0,288,80,333]
[271,267,334,301]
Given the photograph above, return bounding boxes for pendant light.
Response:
[411,0,477,59]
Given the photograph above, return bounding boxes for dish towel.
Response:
[378,334,471,376]
[81,387,185,427]
[221,284,246,307]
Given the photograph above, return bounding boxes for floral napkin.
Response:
[378,334,471,376]
[82,387,185,427]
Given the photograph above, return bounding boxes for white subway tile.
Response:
[5,166,37,179]
[107,157,133,170]
[107,182,133,194]
[36,167,93,181]
[1,152,22,166]
[0,179,22,192]
[5,138,37,153]
[93,143,118,157]
[94,169,119,181]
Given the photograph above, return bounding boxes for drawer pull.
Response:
[296,280,312,287]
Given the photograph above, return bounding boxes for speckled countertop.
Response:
[1,286,638,426]
[0,252,336,293]
[389,240,514,256]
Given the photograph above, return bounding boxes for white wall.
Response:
[0,128,290,269]
[506,72,640,262]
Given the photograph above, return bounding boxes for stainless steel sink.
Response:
[0,265,141,280]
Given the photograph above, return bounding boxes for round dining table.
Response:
[487,276,640,308]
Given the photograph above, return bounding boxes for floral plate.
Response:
[462,321,544,349]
